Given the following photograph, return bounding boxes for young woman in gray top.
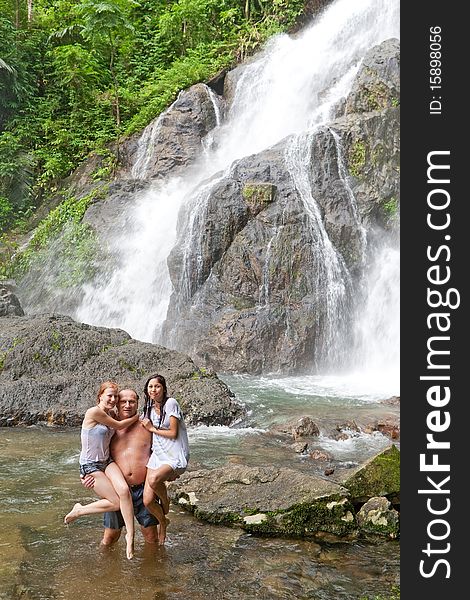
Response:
[64,381,139,559]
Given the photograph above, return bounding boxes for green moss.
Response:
[90,150,118,182]
[383,197,399,216]
[382,197,399,225]
[189,367,214,381]
[118,358,144,376]
[362,80,392,111]
[232,296,256,310]
[0,337,24,371]
[32,352,50,367]
[360,585,400,600]
[348,141,367,178]
[50,330,61,351]
[344,445,400,502]
[235,497,357,538]
[242,183,275,214]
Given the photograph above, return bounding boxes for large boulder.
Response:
[169,464,357,541]
[168,446,400,540]
[0,314,245,427]
[119,83,222,181]
[332,444,400,503]
[341,38,400,116]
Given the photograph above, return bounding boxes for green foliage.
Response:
[382,196,399,225]
[0,196,13,230]
[0,0,305,234]
[48,45,103,101]
[383,197,399,216]
[125,42,233,134]
[1,186,106,279]
[0,132,36,228]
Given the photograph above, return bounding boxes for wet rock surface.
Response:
[169,445,400,540]
[0,314,244,427]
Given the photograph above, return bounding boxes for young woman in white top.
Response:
[64,381,139,559]
[141,374,189,545]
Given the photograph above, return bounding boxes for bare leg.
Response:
[101,528,121,546]
[145,464,174,515]
[143,479,169,545]
[153,481,170,514]
[140,524,159,545]
[105,462,135,559]
[65,472,120,524]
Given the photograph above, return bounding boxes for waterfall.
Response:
[75,176,188,342]
[350,242,400,393]
[130,112,165,180]
[58,0,398,377]
[284,132,352,369]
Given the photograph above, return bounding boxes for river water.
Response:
[0,375,399,599]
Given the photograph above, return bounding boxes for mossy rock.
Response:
[241,496,357,539]
[171,465,359,540]
[357,496,400,539]
[242,182,275,216]
[342,445,400,503]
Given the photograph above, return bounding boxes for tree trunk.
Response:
[108,38,121,164]
[27,0,33,23]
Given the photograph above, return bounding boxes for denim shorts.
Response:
[79,457,114,476]
[103,483,158,529]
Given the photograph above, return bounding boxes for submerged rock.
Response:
[0,314,244,427]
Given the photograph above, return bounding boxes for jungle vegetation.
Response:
[0,0,306,234]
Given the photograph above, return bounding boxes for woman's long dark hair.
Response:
[142,373,168,428]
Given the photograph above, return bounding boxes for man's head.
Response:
[117,389,139,419]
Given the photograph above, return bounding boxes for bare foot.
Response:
[64,503,82,525]
[158,516,170,545]
[125,532,134,560]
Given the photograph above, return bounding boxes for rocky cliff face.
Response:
[162,39,400,373]
[0,283,25,317]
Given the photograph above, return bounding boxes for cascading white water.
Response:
[76,175,187,341]
[284,132,352,368]
[130,112,165,180]
[74,0,399,385]
[351,243,400,392]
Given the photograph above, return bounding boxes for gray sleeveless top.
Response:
[79,423,115,464]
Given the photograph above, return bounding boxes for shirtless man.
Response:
[82,388,159,545]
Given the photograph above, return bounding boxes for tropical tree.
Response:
[78,0,136,129]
